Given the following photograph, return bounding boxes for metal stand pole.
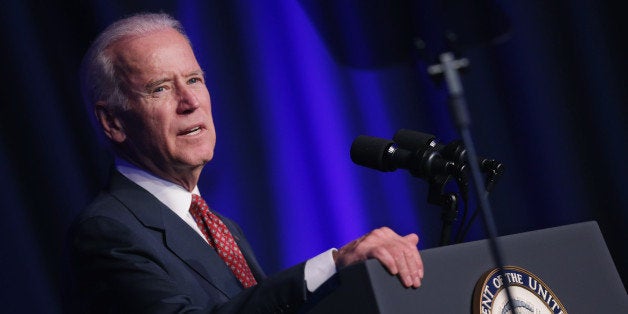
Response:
[428,51,516,307]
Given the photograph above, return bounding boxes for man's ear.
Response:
[95,102,126,143]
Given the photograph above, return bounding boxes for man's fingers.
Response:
[403,233,419,245]
[399,233,423,287]
[377,238,421,288]
[404,248,423,287]
[394,250,414,287]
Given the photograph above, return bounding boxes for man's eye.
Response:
[153,86,166,93]
[188,77,202,84]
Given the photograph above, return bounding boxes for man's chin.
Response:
[181,152,214,169]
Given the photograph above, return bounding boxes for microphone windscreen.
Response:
[350,135,394,171]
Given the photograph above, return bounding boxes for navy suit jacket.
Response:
[69,170,309,313]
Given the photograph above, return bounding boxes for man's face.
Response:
[106,28,216,184]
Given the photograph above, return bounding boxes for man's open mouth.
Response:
[179,126,202,136]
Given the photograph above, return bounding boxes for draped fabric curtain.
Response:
[1,1,626,312]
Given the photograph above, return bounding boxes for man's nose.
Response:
[176,85,200,114]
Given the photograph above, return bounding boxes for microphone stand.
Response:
[426,175,458,246]
[427,51,516,308]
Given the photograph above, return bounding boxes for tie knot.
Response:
[190,194,209,214]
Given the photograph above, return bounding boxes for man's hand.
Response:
[333,227,424,288]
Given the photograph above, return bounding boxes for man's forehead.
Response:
[109,30,198,76]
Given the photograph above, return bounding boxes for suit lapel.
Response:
[107,170,244,298]
[161,210,244,297]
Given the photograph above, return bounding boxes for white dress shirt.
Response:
[115,159,336,292]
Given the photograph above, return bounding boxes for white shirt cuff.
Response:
[304,248,337,292]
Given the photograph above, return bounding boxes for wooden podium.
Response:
[305,221,627,313]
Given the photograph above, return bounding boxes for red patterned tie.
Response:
[189,194,258,288]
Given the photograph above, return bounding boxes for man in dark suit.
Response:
[70,12,424,313]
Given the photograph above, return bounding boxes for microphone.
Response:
[350,135,462,179]
[393,129,503,179]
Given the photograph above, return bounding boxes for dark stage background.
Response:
[1,1,626,312]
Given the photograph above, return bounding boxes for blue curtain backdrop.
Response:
[0,1,626,312]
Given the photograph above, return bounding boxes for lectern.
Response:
[306,221,627,313]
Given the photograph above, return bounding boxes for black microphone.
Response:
[393,129,503,176]
[350,135,461,179]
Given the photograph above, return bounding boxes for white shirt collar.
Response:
[114,158,206,240]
